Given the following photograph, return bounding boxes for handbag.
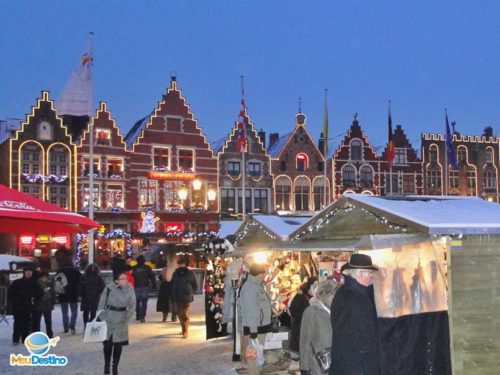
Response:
[311,344,331,373]
[83,310,108,343]
[83,287,110,344]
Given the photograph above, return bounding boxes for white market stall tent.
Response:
[287,194,500,375]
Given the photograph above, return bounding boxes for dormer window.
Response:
[95,129,111,145]
[350,140,362,161]
[296,153,308,172]
[228,161,241,176]
[248,162,261,177]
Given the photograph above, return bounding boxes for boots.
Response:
[103,343,112,374]
[162,312,167,322]
[112,344,122,375]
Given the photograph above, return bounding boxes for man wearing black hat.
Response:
[329,254,380,375]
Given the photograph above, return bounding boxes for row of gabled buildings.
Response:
[1,76,499,262]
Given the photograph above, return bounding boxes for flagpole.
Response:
[323,88,328,208]
[88,32,95,266]
[388,100,392,196]
[240,76,246,222]
[444,108,448,196]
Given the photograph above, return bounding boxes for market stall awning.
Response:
[0,184,100,234]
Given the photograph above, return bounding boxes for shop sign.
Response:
[20,235,34,245]
[165,222,183,232]
[451,239,462,250]
[53,236,68,245]
[148,171,195,181]
[37,235,51,243]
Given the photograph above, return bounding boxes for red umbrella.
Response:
[0,184,100,233]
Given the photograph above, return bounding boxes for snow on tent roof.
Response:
[219,220,243,238]
[210,137,226,154]
[253,214,313,240]
[268,133,291,158]
[347,194,500,235]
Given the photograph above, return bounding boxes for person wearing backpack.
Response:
[32,271,55,338]
[56,258,82,335]
[80,264,105,329]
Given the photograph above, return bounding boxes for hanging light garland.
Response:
[22,173,68,183]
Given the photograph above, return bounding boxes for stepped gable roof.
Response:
[332,116,378,160]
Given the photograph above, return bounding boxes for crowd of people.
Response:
[5,251,196,375]
[232,253,380,375]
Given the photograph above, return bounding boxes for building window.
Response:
[107,158,123,178]
[83,184,100,209]
[153,147,170,170]
[359,165,373,188]
[484,168,497,189]
[237,189,252,214]
[49,186,68,209]
[394,148,406,165]
[427,167,441,188]
[139,179,157,208]
[106,185,124,208]
[429,145,438,163]
[164,181,186,211]
[403,175,415,194]
[280,161,287,172]
[253,189,268,213]
[83,156,100,177]
[350,140,363,161]
[21,185,42,200]
[178,149,194,171]
[248,162,261,177]
[457,147,467,164]
[313,177,329,210]
[20,144,42,176]
[294,177,310,211]
[486,148,494,163]
[275,177,291,211]
[296,153,308,172]
[48,147,68,176]
[95,129,111,145]
[342,165,356,187]
[467,169,476,189]
[448,169,459,189]
[221,188,236,213]
[388,173,399,194]
[228,161,240,176]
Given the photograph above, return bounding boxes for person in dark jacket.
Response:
[57,258,82,335]
[156,255,178,322]
[330,254,380,375]
[171,255,198,338]
[80,263,105,328]
[7,266,41,345]
[289,276,318,353]
[131,255,156,322]
[32,271,55,338]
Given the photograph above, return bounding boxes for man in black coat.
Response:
[330,254,380,375]
[171,255,198,339]
[132,255,156,323]
[7,266,41,345]
[57,259,82,335]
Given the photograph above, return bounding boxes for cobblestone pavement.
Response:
[0,295,239,374]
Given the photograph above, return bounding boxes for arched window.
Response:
[296,153,308,172]
[294,176,310,211]
[457,146,467,164]
[350,140,363,161]
[313,177,329,210]
[429,145,438,163]
[20,142,43,200]
[359,165,373,188]
[47,145,70,209]
[275,176,292,211]
[486,148,494,163]
[342,165,356,187]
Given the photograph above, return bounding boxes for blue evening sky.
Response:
[2,1,500,150]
